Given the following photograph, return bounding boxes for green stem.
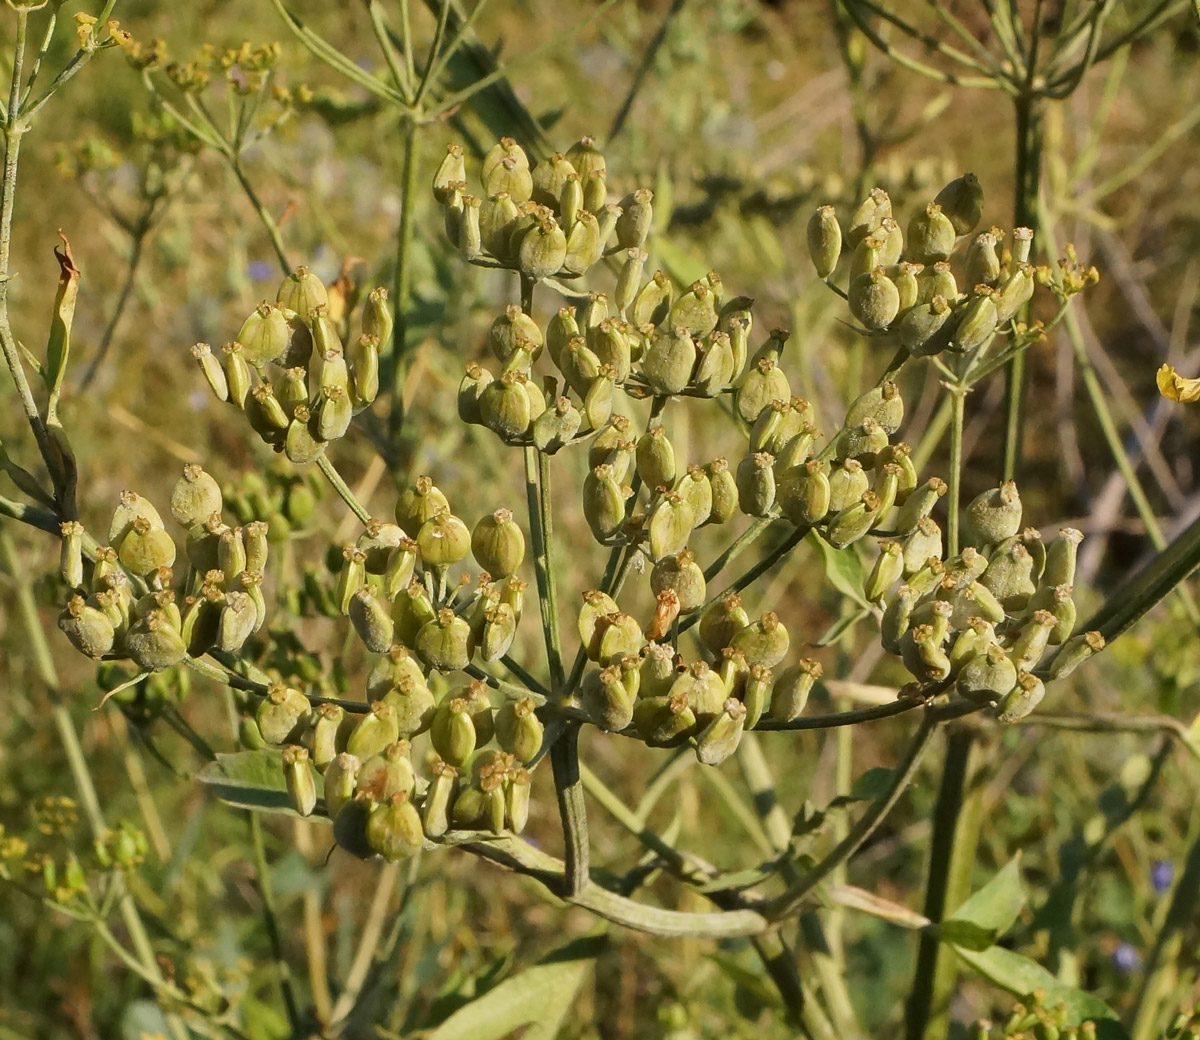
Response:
[413,0,452,106]
[946,386,966,557]
[230,159,290,276]
[764,713,940,921]
[248,813,303,1033]
[327,860,400,1032]
[550,722,589,897]
[316,453,372,526]
[1002,93,1042,480]
[535,450,565,691]
[904,728,987,1040]
[389,117,420,457]
[367,0,414,102]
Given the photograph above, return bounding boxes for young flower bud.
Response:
[563,211,603,274]
[415,609,474,672]
[336,547,367,616]
[58,594,115,659]
[433,143,467,203]
[191,342,229,402]
[119,516,177,576]
[276,266,328,322]
[699,594,750,655]
[778,458,831,526]
[1049,630,1104,679]
[281,745,318,816]
[902,516,943,575]
[669,280,719,337]
[422,758,457,838]
[517,218,567,280]
[643,325,698,397]
[730,611,790,668]
[580,665,635,732]
[933,173,984,236]
[996,671,1045,724]
[847,187,891,248]
[366,793,425,861]
[589,319,632,381]
[350,587,395,653]
[215,590,257,652]
[647,492,695,561]
[59,522,84,589]
[892,261,922,311]
[324,752,361,819]
[485,154,534,204]
[395,476,450,533]
[380,674,436,737]
[615,249,647,317]
[490,304,544,366]
[480,192,521,259]
[418,512,471,567]
[965,230,1002,288]
[533,395,582,454]
[470,508,525,577]
[237,303,289,367]
[736,357,791,425]
[964,481,1022,546]
[347,701,401,760]
[950,287,998,354]
[256,684,312,747]
[706,458,739,525]
[479,371,532,441]
[635,425,676,490]
[847,381,904,434]
[881,585,918,654]
[430,696,476,766]
[807,205,842,278]
[631,269,673,327]
[650,549,707,613]
[583,464,627,542]
[615,188,653,249]
[592,611,646,664]
[310,384,352,442]
[898,296,953,355]
[170,465,222,530]
[634,691,697,747]
[736,452,776,517]
[827,458,870,515]
[835,418,890,467]
[348,334,381,408]
[770,659,822,722]
[305,703,345,772]
[956,644,1017,706]
[495,697,543,762]
[849,268,900,329]
[980,540,1037,611]
[695,698,747,765]
[356,742,416,802]
[865,541,905,604]
[892,477,947,535]
[1044,527,1083,588]
[906,203,957,264]
[828,491,883,548]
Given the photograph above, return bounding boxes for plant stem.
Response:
[248,812,303,1034]
[328,860,400,1032]
[535,450,565,691]
[946,385,966,557]
[316,453,372,525]
[904,727,987,1040]
[389,116,420,458]
[550,722,589,897]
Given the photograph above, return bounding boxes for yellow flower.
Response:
[1156,363,1200,403]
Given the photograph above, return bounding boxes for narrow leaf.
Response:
[428,935,603,1040]
[815,606,870,647]
[45,232,80,428]
[953,945,1123,1027]
[805,529,870,608]
[939,855,1025,950]
[195,749,326,820]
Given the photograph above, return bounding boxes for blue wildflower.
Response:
[1151,859,1174,895]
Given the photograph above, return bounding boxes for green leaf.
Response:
[195,749,326,820]
[952,945,1123,1028]
[805,529,870,609]
[939,855,1025,950]
[428,935,604,1040]
[849,767,894,801]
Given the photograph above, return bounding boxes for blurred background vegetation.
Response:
[2,1,1200,1037]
